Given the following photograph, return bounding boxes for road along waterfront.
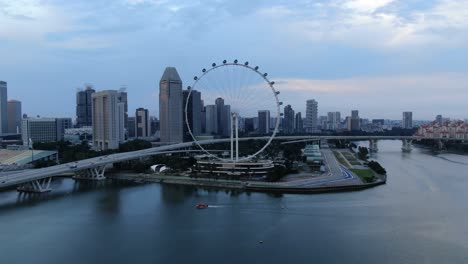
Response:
[0,140,467,263]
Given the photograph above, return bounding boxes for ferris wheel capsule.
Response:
[244,61,249,66]
[263,73,268,77]
[187,86,191,90]
[254,66,259,71]
[270,81,275,85]
[234,59,238,64]
[212,63,216,67]
[194,76,198,80]
[223,60,227,64]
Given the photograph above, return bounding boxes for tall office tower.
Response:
[305,99,318,133]
[327,112,341,131]
[402,111,413,129]
[283,105,295,134]
[127,117,136,138]
[135,108,150,138]
[182,89,202,141]
[244,117,255,133]
[22,117,71,145]
[295,112,303,133]
[7,100,21,134]
[258,110,270,134]
[223,105,231,137]
[159,67,183,144]
[350,110,360,131]
[0,81,8,134]
[117,89,128,133]
[435,115,443,125]
[205,105,218,135]
[150,116,159,136]
[76,85,95,127]
[92,90,125,150]
[201,106,206,134]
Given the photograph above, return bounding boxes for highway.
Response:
[0,135,441,189]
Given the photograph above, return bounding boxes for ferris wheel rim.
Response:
[185,61,281,162]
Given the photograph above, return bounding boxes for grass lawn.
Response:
[351,169,375,183]
[332,151,350,168]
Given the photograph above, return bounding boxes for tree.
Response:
[357,146,369,160]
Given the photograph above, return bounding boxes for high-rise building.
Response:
[76,85,95,127]
[135,108,150,138]
[0,81,8,134]
[295,112,303,133]
[318,116,328,130]
[183,89,202,140]
[205,105,218,135]
[127,117,136,138]
[327,112,341,131]
[7,100,21,134]
[402,111,413,129]
[92,90,125,150]
[117,89,128,135]
[150,116,159,136]
[350,110,360,131]
[305,99,318,133]
[159,67,183,144]
[436,115,443,125]
[244,117,255,133]
[283,105,295,134]
[223,104,231,137]
[258,110,270,134]
[22,117,71,145]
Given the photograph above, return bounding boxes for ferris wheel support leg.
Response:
[231,113,234,161]
[235,114,239,162]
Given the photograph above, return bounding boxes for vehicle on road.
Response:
[69,164,78,169]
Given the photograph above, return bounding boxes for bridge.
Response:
[0,135,454,192]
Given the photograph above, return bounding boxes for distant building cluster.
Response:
[1,66,466,154]
[415,120,468,140]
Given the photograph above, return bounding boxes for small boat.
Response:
[196,203,208,209]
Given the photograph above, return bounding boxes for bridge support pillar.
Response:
[402,139,413,152]
[369,139,378,153]
[17,177,52,193]
[73,165,107,181]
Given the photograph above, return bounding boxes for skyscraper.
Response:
[305,99,318,133]
[283,105,295,134]
[117,89,128,132]
[295,112,303,133]
[92,90,125,150]
[7,100,21,134]
[402,111,413,129]
[76,85,95,127]
[350,110,360,131]
[159,67,183,144]
[258,110,270,134]
[183,89,202,140]
[327,112,341,131]
[205,105,218,135]
[436,115,443,125]
[127,117,136,138]
[0,81,8,134]
[136,108,150,138]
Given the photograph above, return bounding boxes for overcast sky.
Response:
[1,0,467,120]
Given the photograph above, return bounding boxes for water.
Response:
[1,141,467,263]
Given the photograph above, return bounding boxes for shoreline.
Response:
[107,172,387,194]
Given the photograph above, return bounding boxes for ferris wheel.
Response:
[185,59,282,162]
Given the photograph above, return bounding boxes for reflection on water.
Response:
[0,140,467,264]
